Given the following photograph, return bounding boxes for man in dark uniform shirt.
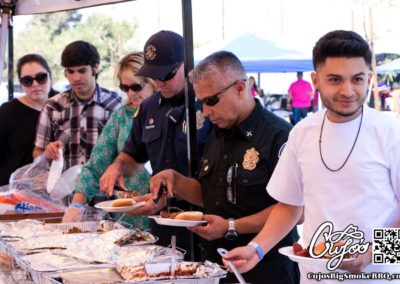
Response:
[100,30,211,258]
[150,51,300,284]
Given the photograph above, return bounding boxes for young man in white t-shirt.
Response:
[222,30,400,284]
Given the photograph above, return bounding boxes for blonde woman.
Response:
[63,52,156,227]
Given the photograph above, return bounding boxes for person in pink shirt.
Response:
[288,72,313,124]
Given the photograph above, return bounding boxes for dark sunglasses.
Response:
[20,72,49,87]
[199,79,246,107]
[119,82,145,93]
[160,62,182,82]
[227,163,238,204]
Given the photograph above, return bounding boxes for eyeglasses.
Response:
[200,79,246,107]
[160,62,182,82]
[119,82,145,93]
[20,72,49,87]
[227,164,238,204]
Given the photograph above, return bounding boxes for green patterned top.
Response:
[74,104,150,229]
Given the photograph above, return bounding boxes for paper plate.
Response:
[95,200,145,213]
[148,216,207,227]
[278,246,355,267]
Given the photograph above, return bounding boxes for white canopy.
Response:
[0,0,134,84]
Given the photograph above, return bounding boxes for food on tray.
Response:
[114,189,138,199]
[111,198,135,207]
[114,229,156,246]
[119,261,224,281]
[159,210,203,221]
[65,227,85,234]
[293,241,350,259]
[0,251,15,268]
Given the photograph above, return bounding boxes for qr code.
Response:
[373,228,400,264]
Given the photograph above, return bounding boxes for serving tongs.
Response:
[153,186,172,213]
[171,235,177,276]
[217,248,246,284]
[114,183,130,192]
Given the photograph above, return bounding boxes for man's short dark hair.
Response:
[312,30,372,69]
[61,40,100,68]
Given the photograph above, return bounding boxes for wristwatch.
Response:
[225,218,238,240]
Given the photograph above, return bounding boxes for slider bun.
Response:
[174,211,203,221]
[111,198,135,207]
[313,241,345,259]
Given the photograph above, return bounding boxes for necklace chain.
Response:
[318,107,363,172]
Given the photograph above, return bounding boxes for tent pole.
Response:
[181,0,197,178]
[7,10,13,101]
[181,0,197,262]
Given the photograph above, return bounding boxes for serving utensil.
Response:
[217,248,246,284]
[114,183,130,192]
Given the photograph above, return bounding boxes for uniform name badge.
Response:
[196,110,205,130]
[242,147,259,170]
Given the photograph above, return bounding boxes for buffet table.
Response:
[0,219,226,284]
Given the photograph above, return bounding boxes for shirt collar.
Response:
[216,99,263,141]
[69,84,100,105]
[158,90,185,107]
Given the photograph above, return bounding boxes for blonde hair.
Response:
[115,52,156,103]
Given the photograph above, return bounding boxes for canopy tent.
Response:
[0,0,136,86]
[376,58,400,74]
[0,0,198,177]
[194,34,313,73]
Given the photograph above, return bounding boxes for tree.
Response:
[14,11,139,89]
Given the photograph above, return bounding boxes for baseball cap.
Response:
[136,30,184,80]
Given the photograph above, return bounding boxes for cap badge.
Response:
[196,110,205,130]
[243,147,259,170]
[149,118,154,125]
[145,45,157,61]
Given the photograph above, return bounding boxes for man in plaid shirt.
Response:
[33,40,121,170]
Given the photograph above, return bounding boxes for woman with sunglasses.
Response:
[0,54,57,186]
[63,52,156,227]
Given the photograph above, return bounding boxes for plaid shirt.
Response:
[35,84,121,170]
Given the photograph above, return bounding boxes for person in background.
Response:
[377,82,391,111]
[311,90,319,112]
[150,51,299,284]
[287,71,313,124]
[33,40,121,171]
[249,76,259,97]
[99,31,212,258]
[62,52,155,225]
[222,30,400,284]
[0,54,57,186]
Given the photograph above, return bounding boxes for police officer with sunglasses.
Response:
[149,51,300,284]
[99,31,212,259]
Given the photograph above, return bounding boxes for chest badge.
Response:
[145,118,155,130]
[196,110,205,130]
[243,147,259,170]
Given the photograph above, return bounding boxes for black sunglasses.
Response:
[20,72,49,87]
[119,82,145,93]
[227,163,238,204]
[199,79,246,107]
[160,62,182,82]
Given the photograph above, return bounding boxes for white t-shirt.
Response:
[268,106,400,284]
